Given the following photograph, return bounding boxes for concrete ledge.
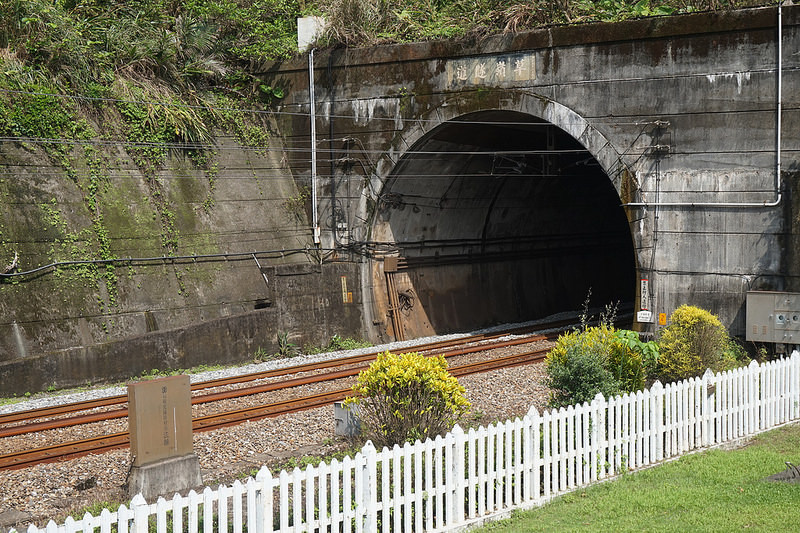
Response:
[261,5,786,71]
[126,453,203,501]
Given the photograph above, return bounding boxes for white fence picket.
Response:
[154,498,167,533]
[423,437,434,530]
[505,420,514,504]
[329,458,342,531]
[512,417,523,504]
[467,427,477,519]
[556,408,567,492]
[232,480,244,533]
[541,410,552,497]
[414,440,424,532]
[390,444,400,532]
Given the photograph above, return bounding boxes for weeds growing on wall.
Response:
[283,186,311,222]
[0,77,123,309]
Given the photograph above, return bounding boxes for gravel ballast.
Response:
[0,328,558,532]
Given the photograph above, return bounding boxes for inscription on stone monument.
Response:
[128,374,193,467]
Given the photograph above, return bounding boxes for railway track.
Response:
[0,346,550,470]
[0,315,609,471]
[0,321,574,437]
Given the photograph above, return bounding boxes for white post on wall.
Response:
[309,48,320,244]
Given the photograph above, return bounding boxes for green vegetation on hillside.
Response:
[0,0,772,97]
[0,0,284,292]
[0,0,772,154]
[319,0,767,46]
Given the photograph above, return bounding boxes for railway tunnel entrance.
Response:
[370,110,637,340]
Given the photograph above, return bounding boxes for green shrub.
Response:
[345,351,471,448]
[655,305,740,383]
[546,326,657,407]
[545,325,622,407]
[607,338,645,394]
[612,329,659,387]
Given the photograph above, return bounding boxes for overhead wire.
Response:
[0,61,788,254]
[0,134,604,156]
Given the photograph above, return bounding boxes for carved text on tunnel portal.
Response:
[446,52,537,88]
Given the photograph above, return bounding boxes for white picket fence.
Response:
[13,352,800,533]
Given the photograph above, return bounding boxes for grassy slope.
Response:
[479,423,800,532]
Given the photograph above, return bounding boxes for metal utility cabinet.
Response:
[746,291,800,346]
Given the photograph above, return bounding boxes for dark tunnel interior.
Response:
[373,110,636,338]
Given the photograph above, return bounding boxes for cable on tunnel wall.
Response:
[0,247,325,280]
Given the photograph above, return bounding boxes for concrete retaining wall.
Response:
[0,261,363,396]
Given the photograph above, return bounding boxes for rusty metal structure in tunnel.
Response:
[369,110,637,341]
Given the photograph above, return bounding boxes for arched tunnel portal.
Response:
[370,109,638,340]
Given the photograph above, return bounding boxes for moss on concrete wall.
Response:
[0,130,323,366]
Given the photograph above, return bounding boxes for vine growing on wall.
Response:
[283,186,311,222]
[114,89,184,255]
[190,149,220,214]
[0,80,122,310]
[0,177,15,283]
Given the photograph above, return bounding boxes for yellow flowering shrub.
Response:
[345,351,471,448]
[656,305,740,382]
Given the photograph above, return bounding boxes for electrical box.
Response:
[746,291,800,344]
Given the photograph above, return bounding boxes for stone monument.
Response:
[125,375,202,500]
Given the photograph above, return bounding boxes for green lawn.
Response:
[478,423,800,532]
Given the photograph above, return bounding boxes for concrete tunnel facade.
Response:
[268,5,797,345]
[367,107,637,340]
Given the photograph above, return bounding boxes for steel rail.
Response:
[0,332,553,438]
[0,323,571,435]
[191,348,550,434]
[0,348,549,471]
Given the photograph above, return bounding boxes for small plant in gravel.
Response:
[67,499,125,523]
[304,335,373,355]
[0,395,27,406]
[130,368,172,381]
[275,331,299,358]
[274,448,355,472]
[253,346,275,362]
[325,334,372,352]
[345,351,471,448]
